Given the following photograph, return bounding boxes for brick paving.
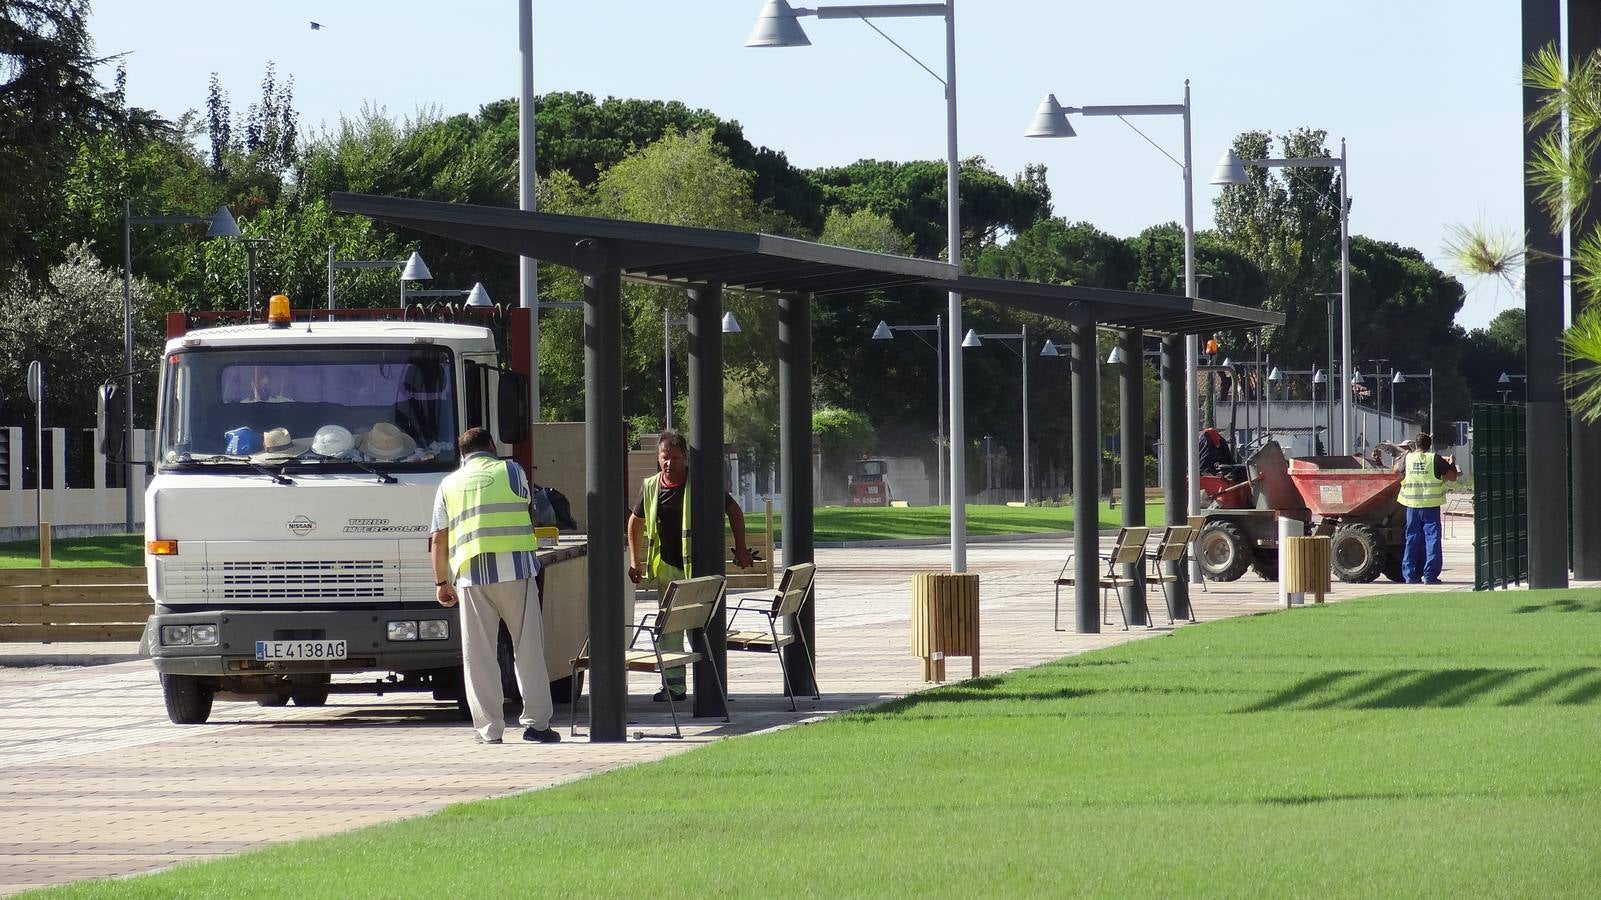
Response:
[0,531,1477,894]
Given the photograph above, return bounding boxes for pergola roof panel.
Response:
[948,275,1283,336]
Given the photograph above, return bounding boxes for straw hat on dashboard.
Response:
[252,427,310,459]
[311,424,355,457]
[358,422,417,461]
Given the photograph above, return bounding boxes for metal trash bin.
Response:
[911,572,980,682]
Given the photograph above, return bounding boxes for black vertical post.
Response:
[688,283,728,718]
[779,293,816,693]
[1161,334,1190,618]
[577,240,626,742]
[1119,328,1148,626]
[1570,0,1601,580]
[1071,317,1101,633]
[1526,0,1570,588]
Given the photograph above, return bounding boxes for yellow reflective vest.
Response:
[440,454,538,577]
[641,473,693,580]
[1399,451,1446,509]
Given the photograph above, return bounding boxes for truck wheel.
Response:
[1196,520,1251,582]
[161,674,214,725]
[1331,523,1385,583]
[1251,551,1279,582]
[291,675,330,707]
[256,694,290,707]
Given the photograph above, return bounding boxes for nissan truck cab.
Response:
[132,299,529,723]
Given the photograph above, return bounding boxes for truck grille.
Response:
[162,557,433,604]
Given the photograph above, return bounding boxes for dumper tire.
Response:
[1197,520,1251,582]
[1251,551,1279,582]
[162,673,214,725]
[1331,523,1385,583]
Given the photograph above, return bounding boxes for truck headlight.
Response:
[161,625,192,646]
[386,621,418,641]
[189,623,219,646]
[418,620,449,641]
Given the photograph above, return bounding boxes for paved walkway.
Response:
[0,532,1476,894]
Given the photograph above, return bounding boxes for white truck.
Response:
[114,298,547,724]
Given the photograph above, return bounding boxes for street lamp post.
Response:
[121,202,238,532]
[872,318,946,505]
[664,309,742,431]
[1026,80,1202,527]
[517,0,541,421]
[749,0,971,572]
[1393,368,1434,435]
[1498,372,1527,405]
[961,325,1030,503]
[328,250,432,309]
[1214,142,1353,453]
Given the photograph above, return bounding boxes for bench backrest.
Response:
[658,576,725,637]
[772,563,816,617]
[1186,515,1205,538]
[1152,525,1192,563]
[1109,527,1151,567]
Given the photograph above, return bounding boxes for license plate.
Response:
[255,639,347,661]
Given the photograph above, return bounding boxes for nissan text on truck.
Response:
[120,295,547,724]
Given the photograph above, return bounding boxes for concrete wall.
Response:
[527,422,588,532]
[0,426,150,540]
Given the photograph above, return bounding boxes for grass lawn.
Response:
[44,588,1601,898]
[796,501,1166,542]
[0,533,142,568]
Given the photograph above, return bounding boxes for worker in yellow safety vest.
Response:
[627,430,753,702]
[431,427,559,745]
[1393,431,1459,585]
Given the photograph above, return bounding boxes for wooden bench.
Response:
[1108,486,1165,508]
[725,563,819,710]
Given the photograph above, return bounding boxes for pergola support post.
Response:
[577,240,626,742]
[1161,334,1191,618]
[1071,317,1101,633]
[1570,0,1601,580]
[1120,328,1148,626]
[688,282,729,718]
[779,292,817,694]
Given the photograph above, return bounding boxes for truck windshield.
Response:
[159,345,458,470]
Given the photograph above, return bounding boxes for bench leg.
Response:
[771,617,797,712]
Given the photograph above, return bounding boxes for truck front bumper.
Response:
[145,608,463,677]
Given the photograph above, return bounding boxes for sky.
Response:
[88,0,1524,329]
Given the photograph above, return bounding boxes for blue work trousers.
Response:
[1402,506,1443,583]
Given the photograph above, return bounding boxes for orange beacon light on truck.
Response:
[267,294,291,328]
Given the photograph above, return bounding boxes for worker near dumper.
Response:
[1198,426,1237,476]
[628,430,754,702]
[1393,431,1459,584]
[431,427,559,745]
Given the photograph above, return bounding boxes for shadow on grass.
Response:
[1513,597,1601,614]
[1241,667,1601,712]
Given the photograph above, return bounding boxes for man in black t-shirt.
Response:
[627,431,753,701]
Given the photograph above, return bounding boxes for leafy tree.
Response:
[812,405,875,472]
[0,0,124,288]
[809,157,1051,260]
[973,218,1133,287]
[819,208,911,255]
[1462,308,1526,405]
[0,245,162,429]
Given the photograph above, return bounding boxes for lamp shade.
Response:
[871,320,894,341]
[1392,371,1406,384]
[721,311,743,334]
[1039,338,1059,357]
[1221,357,1232,368]
[1498,372,1511,384]
[400,252,432,281]
[1351,371,1365,386]
[465,283,492,307]
[1210,149,1250,186]
[745,0,810,47]
[1312,369,1327,384]
[961,329,982,348]
[1105,346,1124,365]
[206,205,242,239]
[1024,94,1076,138]
[1267,366,1283,382]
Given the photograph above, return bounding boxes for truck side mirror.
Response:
[496,370,529,446]
[96,383,126,459]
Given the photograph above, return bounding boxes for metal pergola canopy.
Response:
[947,274,1284,335]
[330,193,955,296]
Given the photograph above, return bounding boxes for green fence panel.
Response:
[1473,403,1528,590]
